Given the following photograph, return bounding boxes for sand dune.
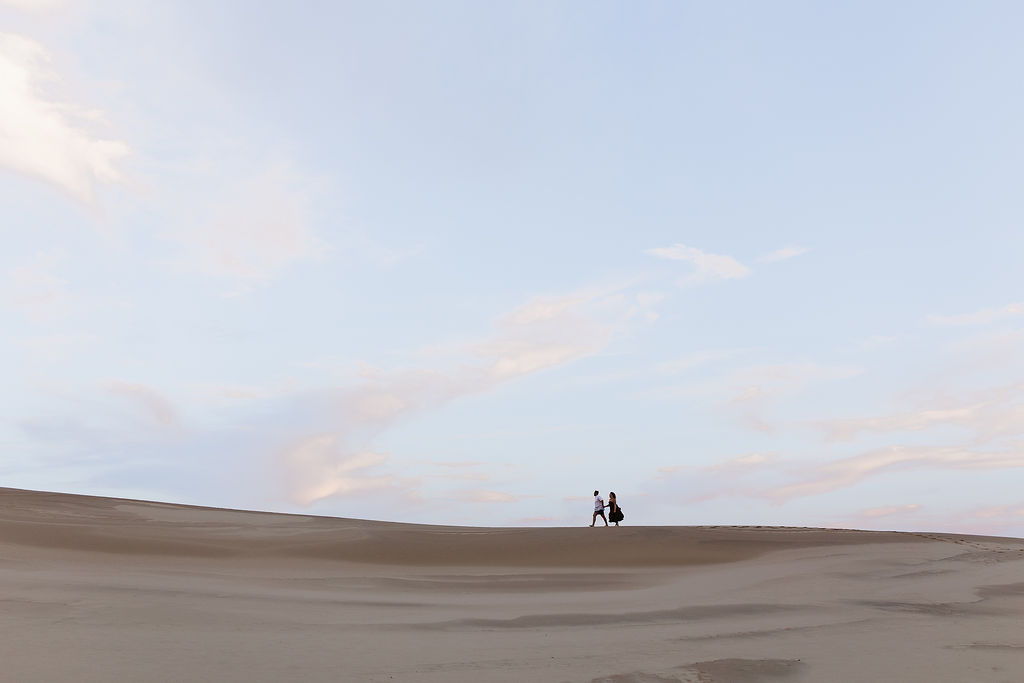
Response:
[2,487,1023,682]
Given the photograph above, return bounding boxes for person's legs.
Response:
[590,511,597,527]
[598,510,607,527]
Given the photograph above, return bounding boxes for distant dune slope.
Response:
[0,487,962,567]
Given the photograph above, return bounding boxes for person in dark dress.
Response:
[607,491,623,526]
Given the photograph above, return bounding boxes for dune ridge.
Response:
[0,486,945,566]
[2,487,1024,682]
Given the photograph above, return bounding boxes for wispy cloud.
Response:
[817,384,1024,445]
[0,32,130,204]
[648,361,862,404]
[756,246,809,263]
[704,451,780,472]
[458,490,521,503]
[276,286,638,506]
[835,500,1024,536]
[103,380,180,429]
[765,445,1024,502]
[819,405,987,442]
[928,303,1024,327]
[645,244,750,283]
[280,437,408,506]
[655,348,746,375]
[166,164,326,294]
[858,504,921,519]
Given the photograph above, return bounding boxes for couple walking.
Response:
[590,490,624,527]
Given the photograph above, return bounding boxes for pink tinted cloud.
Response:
[765,445,1024,503]
[104,380,180,429]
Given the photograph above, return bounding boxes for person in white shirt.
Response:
[590,490,608,527]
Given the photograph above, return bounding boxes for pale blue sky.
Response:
[2,1,1023,534]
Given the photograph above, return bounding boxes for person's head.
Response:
[609,491,616,500]
[593,490,599,497]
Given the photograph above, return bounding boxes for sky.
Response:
[2,1,1023,534]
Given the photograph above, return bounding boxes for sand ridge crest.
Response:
[2,487,1024,682]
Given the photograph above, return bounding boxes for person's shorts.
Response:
[594,509,606,515]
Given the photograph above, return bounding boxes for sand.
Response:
[1,487,1023,682]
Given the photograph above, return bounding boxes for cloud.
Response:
[645,244,750,283]
[858,504,921,519]
[459,490,521,503]
[478,291,615,380]
[724,363,862,405]
[704,451,780,472]
[756,246,810,263]
[2,251,69,322]
[765,445,1024,502]
[928,303,1024,327]
[276,287,634,506]
[817,384,1024,445]
[103,380,180,429]
[166,164,326,293]
[280,436,406,506]
[655,348,745,375]
[0,32,130,204]
[820,405,987,442]
[971,503,1024,520]
[645,451,784,505]
[835,500,1024,536]
[649,361,862,404]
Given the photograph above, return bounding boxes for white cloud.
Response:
[0,32,130,204]
[756,246,809,263]
[480,291,614,380]
[645,243,750,283]
[166,164,326,293]
[928,303,1024,327]
[280,436,405,506]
